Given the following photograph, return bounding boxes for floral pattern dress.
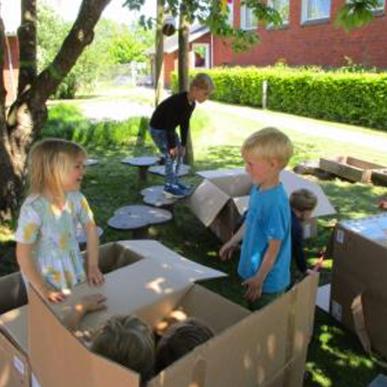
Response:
[15,191,95,291]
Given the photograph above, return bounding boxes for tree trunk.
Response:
[178,4,194,166]
[0,0,112,222]
[17,0,37,95]
[154,0,164,107]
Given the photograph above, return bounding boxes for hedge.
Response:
[171,67,387,130]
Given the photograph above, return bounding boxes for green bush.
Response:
[172,67,387,130]
[42,104,149,148]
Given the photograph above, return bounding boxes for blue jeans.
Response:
[149,127,182,185]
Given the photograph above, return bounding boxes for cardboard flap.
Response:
[0,305,28,353]
[149,274,319,387]
[233,196,249,215]
[28,286,139,387]
[280,170,336,217]
[50,241,226,330]
[187,179,230,227]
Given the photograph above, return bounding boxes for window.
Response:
[301,0,331,23]
[240,5,258,30]
[371,0,384,12]
[268,0,290,26]
[192,44,210,69]
[228,0,234,26]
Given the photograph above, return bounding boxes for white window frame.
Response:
[267,0,290,27]
[192,43,210,69]
[228,0,234,26]
[369,0,384,12]
[301,0,331,23]
[240,4,258,30]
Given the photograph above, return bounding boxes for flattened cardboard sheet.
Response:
[50,241,225,330]
[0,306,28,352]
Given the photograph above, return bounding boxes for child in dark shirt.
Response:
[149,73,214,198]
[290,189,318,275]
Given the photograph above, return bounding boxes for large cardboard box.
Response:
[188,168,336,242]
[330,213,387,359]
[1,240,319,387]
[319,156,385,183]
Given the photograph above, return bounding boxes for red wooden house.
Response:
[1,0,20,106]
[162,0,387,87]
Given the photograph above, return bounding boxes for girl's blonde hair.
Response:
[91,315,155,382]
[241,127,293,169]
[28,138,87,198]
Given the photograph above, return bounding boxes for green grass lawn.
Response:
[1,92,387,386]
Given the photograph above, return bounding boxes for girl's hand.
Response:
[242,276,263,302]
[378,198,387,210]
[169,147,178,158]
[87,266,104,286]
[44,289,67,303]
[219,241,237,261]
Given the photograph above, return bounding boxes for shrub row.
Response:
[172,67,387,130]
[42,103,149,148]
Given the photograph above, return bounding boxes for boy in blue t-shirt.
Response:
[219,127,293,310]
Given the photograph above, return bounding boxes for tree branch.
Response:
[0,17,6,110]
[17,0,37,95]
[29,0,112,106]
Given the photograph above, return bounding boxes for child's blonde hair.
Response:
[91,315,155,381]
[290,189,318,212]
[155,318,214,373]
[28,138,87,198]
[190,73,214,91]
[241,127,293,169]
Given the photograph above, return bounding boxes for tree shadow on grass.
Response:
[305,309,384,387]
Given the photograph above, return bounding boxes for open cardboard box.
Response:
[188,168,336,242]
[330,213,387,359]
[0,240,318,387]
[319,156,386,183]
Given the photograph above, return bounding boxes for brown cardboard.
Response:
[0,240,318,387]
[188,168,335,242]
[319,156,385,183]
[0,306,29,387]
[330,213,387,358]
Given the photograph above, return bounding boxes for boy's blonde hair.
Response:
[290,189,318,212]
[190,73,214,91]
[28,138,87,198]
[155,318,214,373]
[241,127,293,169]
[91,315,155,381]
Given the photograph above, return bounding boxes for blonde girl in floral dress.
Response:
[16,138,104,303]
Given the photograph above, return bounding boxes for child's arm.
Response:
[219,223,246,261]
[16,243,67,303]
[242,239,281,302]
[60,293,106,331]
[85,222,104,286]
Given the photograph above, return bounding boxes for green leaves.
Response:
[335,0,382,31]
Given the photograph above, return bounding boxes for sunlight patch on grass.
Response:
[0,225,14,243]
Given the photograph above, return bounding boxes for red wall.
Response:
[223,0,387,68]
[164,34,212,87]
[3,36,19,105]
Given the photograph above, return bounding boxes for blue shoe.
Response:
[176,181,191,191]
[163,183,186,198]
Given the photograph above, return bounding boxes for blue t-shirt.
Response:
[238,183,291,293]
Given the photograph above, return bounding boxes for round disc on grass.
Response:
[148,164,191,177]
[140,185,177,207]
[84,158,99,167]
[121,156,159,167]
[110,204,172,230]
